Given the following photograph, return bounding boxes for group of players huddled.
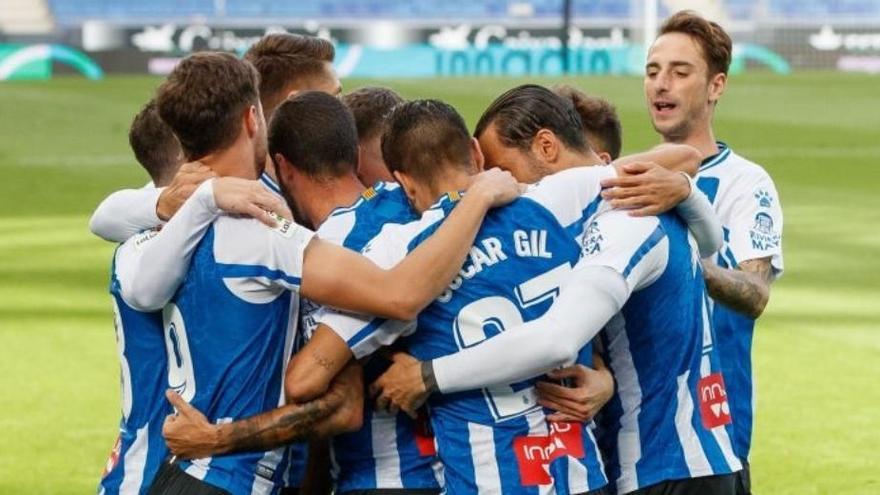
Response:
[93,10,783,495]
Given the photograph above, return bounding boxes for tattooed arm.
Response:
[701,257,773,319]
[162,363,363,459]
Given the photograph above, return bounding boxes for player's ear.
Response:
[245,105,259,137]
[708,72,727,105]
[598,151,613,164]
[532,128,559,163]
[393,171,418,203]
[470,137,485,172]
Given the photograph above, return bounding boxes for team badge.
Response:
[697,373,733,429]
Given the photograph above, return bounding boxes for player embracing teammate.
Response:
[91,10,781,495]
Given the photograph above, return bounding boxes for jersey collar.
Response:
[699,141,731,172]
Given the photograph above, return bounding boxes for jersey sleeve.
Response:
[724,172,784,277]
[312,209,446,358]
[119,180,219,311]
[210,212,315,294]
[89,186,163,243]
[576,209,670,293]
[522,165,616,230]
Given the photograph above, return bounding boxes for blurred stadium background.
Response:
[0,0,878,493]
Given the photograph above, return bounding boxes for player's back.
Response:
[99,230,170,494]
[169,214,311,495]
[594,212,741,493]
[304,182,443,492]
[404,195,597,495]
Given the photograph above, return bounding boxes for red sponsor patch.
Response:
[413,410,436,457]
[513,422,585,486]
[101,435,122,478]
[697,372,733,429]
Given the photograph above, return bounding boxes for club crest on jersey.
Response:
[697,373,733,429]
[750,212,780,250]
[580,221,603,257]
[754,189,773,208]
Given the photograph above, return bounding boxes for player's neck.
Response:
[552,148,604,172]
[667,125,719,159]
[303,173,366,228]
[430,168,472,200]
[199,143,259,179]
[262,154,277,181]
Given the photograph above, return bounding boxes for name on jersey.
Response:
[438,230,552,303]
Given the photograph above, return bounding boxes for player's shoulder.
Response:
[212,214,313,262]
[702,143,774,184]
[317,209,357,246]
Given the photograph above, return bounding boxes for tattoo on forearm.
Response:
[221,395,339,453]
[703,258,773,319]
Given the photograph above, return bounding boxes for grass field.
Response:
[0,72,878,493]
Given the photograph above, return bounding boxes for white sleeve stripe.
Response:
[622,225,666,279]
[215,263,302,287]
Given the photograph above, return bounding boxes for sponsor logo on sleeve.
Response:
[268,211,294,238]
[580,221,603,257]
[750,212,780,250]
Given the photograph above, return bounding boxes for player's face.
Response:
[356,135,393,185]
[645,32,717,142]
[477,123,548,184]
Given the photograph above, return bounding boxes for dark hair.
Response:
[156,51,260,160]
[382,99,473,186]
[269,91,357,179]
[554,85,622,159]
[128,99,181,186]
[474,84,588,153]
[659,10,732,76]
[341,87,404,141]
[245,34,335,118]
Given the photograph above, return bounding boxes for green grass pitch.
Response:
[0,72,878,493]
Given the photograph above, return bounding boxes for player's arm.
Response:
[372,211,668,415]
[284,324,356,402]
[702,258,772,319]
[702,173,783,318]
[120,178,290,311]
[162,361,364,459]
[88,162,213,242]
[299,168,520,321]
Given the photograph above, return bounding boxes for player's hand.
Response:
[600,162,690,216]
[537,364,615,423]
[466,168,523,208]
[162,390,222,459]
[312,361,365,437]
[211,177,293,227]
[370,352,429,419]
[156,161,215,220]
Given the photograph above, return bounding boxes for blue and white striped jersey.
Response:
[300,181,443,493]
[584,210,742,494]
[319,166,619,495]
[98,230,170,495]
[162,188,315,495]
[696,143,783,462]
